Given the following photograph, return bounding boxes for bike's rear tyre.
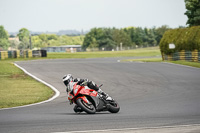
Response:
[76,98,96,114]
[107,100,120,113]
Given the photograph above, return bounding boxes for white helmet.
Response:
[63,74,73,86]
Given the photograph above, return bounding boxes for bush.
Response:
[159,26,200,54]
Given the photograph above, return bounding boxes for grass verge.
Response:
[167,60,200,68]
[122,58,200,68]
[122,58,162,62]
[0,60,54,108]
[47,47,161,59]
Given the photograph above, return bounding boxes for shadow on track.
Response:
[54,112,112,115]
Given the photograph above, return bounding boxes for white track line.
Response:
[0,63,60,110]
[53,124,200,133]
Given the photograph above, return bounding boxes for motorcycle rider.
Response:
[63,74,112,103]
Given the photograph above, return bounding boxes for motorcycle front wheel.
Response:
[76,98,96,114]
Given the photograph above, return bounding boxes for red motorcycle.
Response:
[68,83,120,114]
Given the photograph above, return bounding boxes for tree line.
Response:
[0,26,84,50]
[0,25,170,51]
[82,26,170,51]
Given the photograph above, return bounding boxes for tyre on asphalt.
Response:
[107,100,120,113]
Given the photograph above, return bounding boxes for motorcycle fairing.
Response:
[79,87,98,97]
[73,83,98,97]
[68,93,74,100]
[77,96,90,104]
[89,96,107,111]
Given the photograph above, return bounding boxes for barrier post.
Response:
[16,50,20,58]
[167,54,173,61]
[8,51,12,58]
[28,50,32,58]
[0,51,8,60]
[198,51,200,62]
[23,50,27,58]
[179,50,185,61]
[192,49,198,62]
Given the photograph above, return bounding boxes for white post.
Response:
[120,42,123,51]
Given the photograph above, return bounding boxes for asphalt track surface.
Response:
[0,58,200,133]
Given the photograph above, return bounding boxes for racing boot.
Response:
[73,105,83,113]
[98,89,112,101]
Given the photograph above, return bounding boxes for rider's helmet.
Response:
[63,74,73,87]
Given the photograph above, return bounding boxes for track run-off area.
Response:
[0,58,200,133]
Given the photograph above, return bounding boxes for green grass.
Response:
[47,47,161,59]
[122,58,162,62]
[122,57,200,68]
[0,60,54,108]
[167,60,200,68]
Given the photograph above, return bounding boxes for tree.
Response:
[82,28,104,50]
[9,40,19,50]
[112,29,132,49]
[17,28,30,41]
[184,0,200,26]
[98,28,116,50]
[134,27,144,47]
[31,36,42,48]
[155,25,170,45]
[46,34,58,40]
[83,27,135,51]
[144,28,157,47]
[17,28,30,49]
[0,25,9,50]
[88,37,98,50]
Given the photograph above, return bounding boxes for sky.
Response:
[0,0,187,32]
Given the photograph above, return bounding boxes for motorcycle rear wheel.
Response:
[76,98,96,114]
[107,100,120,113]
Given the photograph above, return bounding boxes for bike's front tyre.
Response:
[76,98,96,114]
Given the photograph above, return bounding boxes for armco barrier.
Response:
[0,50,47,60]
[185,51,192,61]
[162,49,199,62]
